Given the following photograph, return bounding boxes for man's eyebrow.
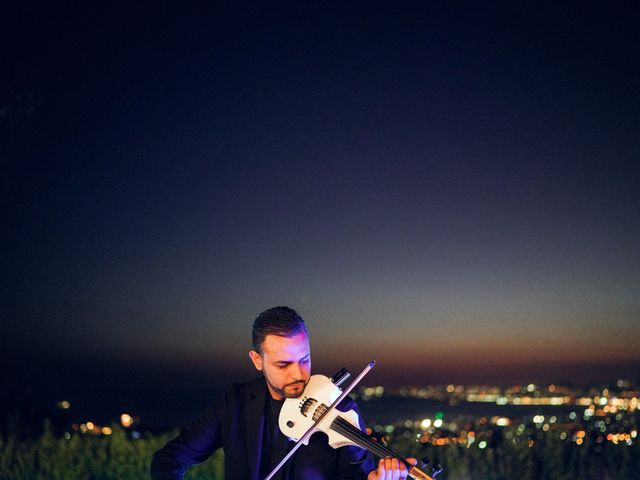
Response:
[274,353,310,364]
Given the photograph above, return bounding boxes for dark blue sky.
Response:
[3,0,639,401]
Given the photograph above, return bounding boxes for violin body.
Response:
[279,374,362,448]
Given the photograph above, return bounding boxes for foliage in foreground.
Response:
[388,432,640,480]
[1,422,639,480]
[0,423,223,480]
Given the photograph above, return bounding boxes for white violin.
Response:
[265,362,443,480]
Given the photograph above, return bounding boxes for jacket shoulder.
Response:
[221,376,266,404]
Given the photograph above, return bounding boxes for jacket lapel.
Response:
[245,378,267,480]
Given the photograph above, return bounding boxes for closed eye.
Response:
[275,358,309,369]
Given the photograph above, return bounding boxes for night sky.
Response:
[3,1,640,421]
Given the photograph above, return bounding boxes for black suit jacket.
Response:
[150,377,374,479]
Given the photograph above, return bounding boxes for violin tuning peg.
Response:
[331,368,351,387]
[420,457,430,467]
[431,464,444,478]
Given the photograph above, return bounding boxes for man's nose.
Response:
[291,362,304,379]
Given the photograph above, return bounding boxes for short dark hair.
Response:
[252,306,308,353]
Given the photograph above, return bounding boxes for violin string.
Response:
[330,415,433,479]
[330,416,400,459]
[329,420,433,480]
[330,423,390,459]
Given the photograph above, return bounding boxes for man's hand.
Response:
[367,457,417,480]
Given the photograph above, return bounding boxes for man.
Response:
[151,306,413,480]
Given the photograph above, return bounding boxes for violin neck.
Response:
[330,416,433,480]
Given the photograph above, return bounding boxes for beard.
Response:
[267,378,307,399]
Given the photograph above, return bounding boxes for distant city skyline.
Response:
[10,371,638,430]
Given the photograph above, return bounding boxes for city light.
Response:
[120,413,134,428]
[353,379,639,451]
[494,417,510,427]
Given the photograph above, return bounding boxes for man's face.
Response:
[249,332,311,400]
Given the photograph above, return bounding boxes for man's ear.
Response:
[249,350,263,371]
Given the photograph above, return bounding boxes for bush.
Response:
[0,422,223,480]
[2,420,638,479]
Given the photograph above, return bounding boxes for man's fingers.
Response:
[377,457,413,480]
[378,459,386,478]
[391,458,400,480]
